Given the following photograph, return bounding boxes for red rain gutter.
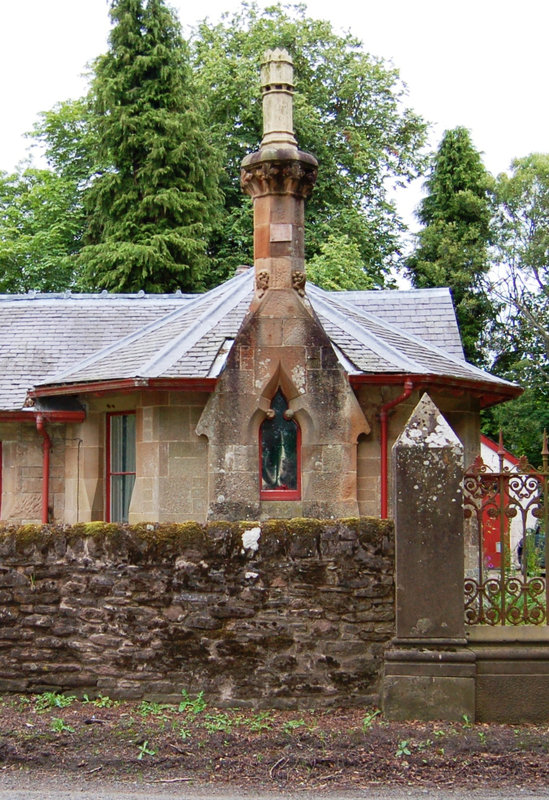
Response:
[0,410,86,423]
[29,377,218,399]
[349,373,522,409]
[379,379,415,519]
[35,414,51,524]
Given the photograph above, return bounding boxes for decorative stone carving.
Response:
[240,157,318,200]
[291,271,306,296]
[256,270,270,298]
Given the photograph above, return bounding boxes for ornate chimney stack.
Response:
[241,49,318,305]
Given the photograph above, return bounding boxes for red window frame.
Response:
[106,411,136,522]
[259,397,301,501]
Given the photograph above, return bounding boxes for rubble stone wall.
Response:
[0,518,394,708]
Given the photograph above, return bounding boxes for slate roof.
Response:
[0,291,191,411]
[335,288,465,360]
[0,270,516,411]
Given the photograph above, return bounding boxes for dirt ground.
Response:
[0,693,547,791]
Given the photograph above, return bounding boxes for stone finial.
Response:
[260,48,297,148]
[395,393,463,455]
[240,48,317,300]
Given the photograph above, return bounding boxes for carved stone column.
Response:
[197,49,369,520]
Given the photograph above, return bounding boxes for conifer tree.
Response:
[79,0,221,292]
[406,127,495,364]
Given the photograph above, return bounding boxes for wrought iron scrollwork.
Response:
[463,432,547,626]
[464,576,546,626]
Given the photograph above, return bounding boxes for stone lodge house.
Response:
[0,50,519,527]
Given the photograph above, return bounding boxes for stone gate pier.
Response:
[382,394,476,720]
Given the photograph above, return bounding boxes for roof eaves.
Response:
[349,372,522,407]
[30,376,217,398]
[309,285,515,388]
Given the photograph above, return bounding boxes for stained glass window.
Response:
[260,391,300,498]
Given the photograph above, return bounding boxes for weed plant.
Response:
[34,692,76,713]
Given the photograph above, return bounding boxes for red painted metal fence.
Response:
[463,432,548,625]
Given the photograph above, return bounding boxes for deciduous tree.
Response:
[191,2,428,286]
[491,154,549,360]
[306,234,376,291]
[0,167,83,292]
[481,154,549,464]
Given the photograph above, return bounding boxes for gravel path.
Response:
[0,778,548,800]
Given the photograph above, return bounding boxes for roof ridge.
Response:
[40,271,252,385]
[334,286,452,298]
[0,291,198,302]
[141,272,254,377]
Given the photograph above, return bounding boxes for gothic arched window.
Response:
[260,390,301,500]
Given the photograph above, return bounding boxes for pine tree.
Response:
[406,127,495,365]
[79,0,221,292]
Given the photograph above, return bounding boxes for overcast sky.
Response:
[1,0,547,219]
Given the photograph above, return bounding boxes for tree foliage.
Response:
[481,154,549,464]
[0,1,427,294]
[0,167,83,292]
[0,99,93,293]
[491,154,549,361]
[481,362,549,468]
[78,0,222,292]
[31,97,98,184]
[307,234,375,291]
[190,2,428,286]
[406,127,495,365]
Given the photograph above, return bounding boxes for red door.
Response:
[481,487,510,569]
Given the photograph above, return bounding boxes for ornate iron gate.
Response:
[463,433,548,625]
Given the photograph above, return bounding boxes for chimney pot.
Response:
[260,48,297,148]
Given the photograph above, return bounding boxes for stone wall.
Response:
[0,518,394,708]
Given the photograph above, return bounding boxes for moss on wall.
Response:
[0,516,388,548]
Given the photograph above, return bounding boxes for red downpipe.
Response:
[36,414,51,524]
[379,379,414,519]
